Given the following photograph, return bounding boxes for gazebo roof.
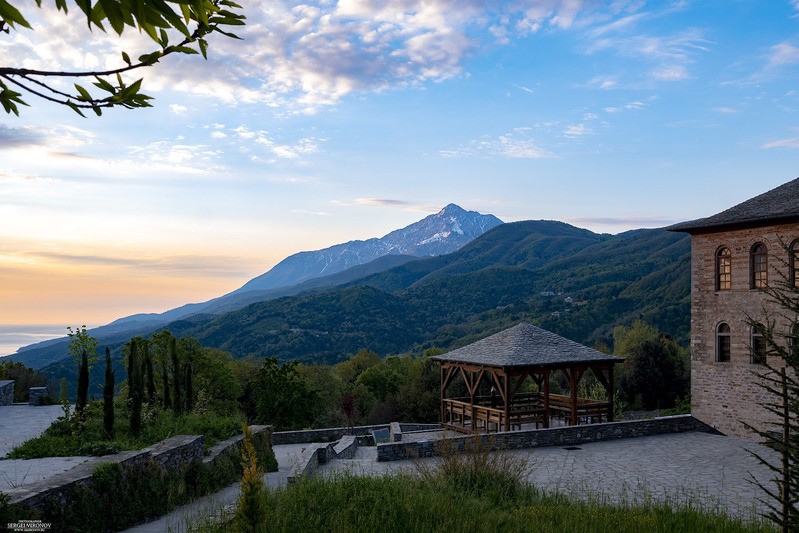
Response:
[431,323,623,369]
[669,177,799,233]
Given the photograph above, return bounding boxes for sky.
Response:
[1,0,799,355]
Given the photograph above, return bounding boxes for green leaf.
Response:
[0,0,32,28]
[121,51,131,66]
[74,84,92,102]
[98,0,125,34]
[159,28,169,47]
[92,105,102,116]
[198,38,208,59]
[66,101,87,118]
[93,76,116,94]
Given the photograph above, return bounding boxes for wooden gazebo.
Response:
[431,323,624,433]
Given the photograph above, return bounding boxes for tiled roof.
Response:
[669,177,799,233]
[431,323,623,368]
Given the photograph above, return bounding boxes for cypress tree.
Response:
[143,341,155,404]
[128,339,143,437]
[185,359,193,412]
[170,336,182,415]
[161,360,171,409]
[103,347,115,439]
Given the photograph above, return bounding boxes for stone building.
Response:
[671,178,799,438]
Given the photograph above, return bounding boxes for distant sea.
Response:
[0,325,66,358]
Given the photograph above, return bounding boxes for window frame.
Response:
[750,324,768,365]
[750,243,768,289]
[716,247,732,291]
[716,322,731,362]
[790,239,799,288]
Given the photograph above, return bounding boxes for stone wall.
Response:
[376,415,719,461]
[4,425,273,511]
[690,223,799,438]
[28,387,48,406]
[273,423,440,445]
[0,380,13,406]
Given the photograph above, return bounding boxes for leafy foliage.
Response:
[0,359,48,402]
[0,0,245,115]
[613,321,690,410]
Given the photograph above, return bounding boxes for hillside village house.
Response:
[671,178,799,438]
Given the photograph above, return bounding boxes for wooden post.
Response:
[440,364,446,425]
[607,365,614,422]
[503,372,510,432]
[569,368,578,426]
[543,370,550,429]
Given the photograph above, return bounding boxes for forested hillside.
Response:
[166,222,690,363]
[36,220,690,392]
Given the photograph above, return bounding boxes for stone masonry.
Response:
[690,222,798,438]
[0,380,13,406]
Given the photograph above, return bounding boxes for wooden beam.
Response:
[543,369,550,428]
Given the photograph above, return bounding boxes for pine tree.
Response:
[745,241,799,532]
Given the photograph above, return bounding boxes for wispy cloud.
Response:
[4,1,659,113]
[563,124,594,138]
[569,216,679,227]
[353,198,412,207]
[762,137,799,149]
[441,128,552,159]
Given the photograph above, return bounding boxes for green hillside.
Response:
[37,220,690,391]
[166,222,690,363]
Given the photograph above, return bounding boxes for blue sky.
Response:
[1,0,799,350]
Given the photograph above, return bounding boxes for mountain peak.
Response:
[235,204,504,293]
[438,203,466,216]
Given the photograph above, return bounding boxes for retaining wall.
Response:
[273,423,440,445]
[4,425,273,510]
[377,415,720,461]
[0,380,13,406]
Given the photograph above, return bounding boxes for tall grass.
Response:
[194,435,772,533]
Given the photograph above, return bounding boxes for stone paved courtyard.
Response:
[317,431,776,521]
[0,406,780,531]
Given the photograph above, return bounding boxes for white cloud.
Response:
[442,129,552,159]
[767,42,799,67]
[563,124,594,138]
[650,64,689,81]
[762,137,799,149]
[2,1,651,113]
[170,104,188,115]
[712,107,737,114]
[211,131,227,139]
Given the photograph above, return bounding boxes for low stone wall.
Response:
[333,435,358,459]
[28,387,48,406]
[0,380,13,406]
[273,422,440,445]
[4,425,273,511]
[390,422,402,443]
[377,415,720,462]
[287,443,335,484]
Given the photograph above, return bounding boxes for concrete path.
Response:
[0,404,65,458]
[122,443,311,533]
[320,432,776,521]
[0,404,100,490]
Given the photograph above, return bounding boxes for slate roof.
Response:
[431,323,623,369]
[669,177,799,233]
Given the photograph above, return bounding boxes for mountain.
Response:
[32,220,692,398]
[154,221,690,364]
[233,203,503,294]
[9,204,501,367]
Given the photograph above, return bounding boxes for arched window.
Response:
[716,323,731,362]
[716,247,731,291]
[750,243,768,289]
[790,239,799,288]
[790,323,799,358]
[751,324,767,365]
